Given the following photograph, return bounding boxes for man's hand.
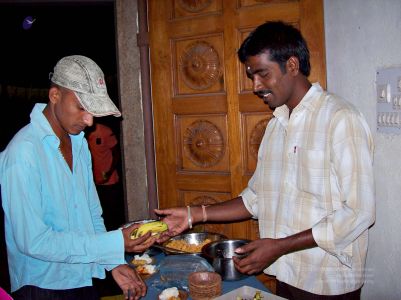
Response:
[233,229,317,274]
[122,224,156,253]
[154,207,189,243]
[111,264,146,300]
[232,238,283,275]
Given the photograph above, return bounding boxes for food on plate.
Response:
[131,253,153,266]
[236,290,264,300]
[158,287,181,300]
[164,238,212,253]
[130,220,168,239]
[136,264,156,275]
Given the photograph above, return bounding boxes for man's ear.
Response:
[48,86,61,104]
[286,56,300,76]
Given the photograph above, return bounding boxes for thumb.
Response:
[154,208,172,217]
[235,243,251,254]
[235,246,246,254]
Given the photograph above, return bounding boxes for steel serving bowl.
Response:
[155,232,227,255]
[201,239,250,281]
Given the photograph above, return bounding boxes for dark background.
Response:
[0,1,121,295]
[0,1,118,150]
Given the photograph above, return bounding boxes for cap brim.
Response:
[74,91,121,117]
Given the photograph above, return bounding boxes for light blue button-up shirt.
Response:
[0,103,125,292]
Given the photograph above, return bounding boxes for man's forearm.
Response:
[278,228,317,255]
[190,197,252,224]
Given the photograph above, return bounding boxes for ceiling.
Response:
[0,1,116,87]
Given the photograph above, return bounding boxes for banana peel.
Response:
[130,221,168,239]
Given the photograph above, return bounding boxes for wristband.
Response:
[201,205,208,223]
[187,205,193,229]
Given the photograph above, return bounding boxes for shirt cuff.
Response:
[312,223,353,268]
[240,187,258,217]
[91,229,125,266]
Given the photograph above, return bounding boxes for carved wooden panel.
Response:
[181,190,232,236]
[173,35,225,96]
[238,0,297,9]
[172,0,222,19]
[241,112,272,175]
[238,28,254,94]
[176,115,229,172]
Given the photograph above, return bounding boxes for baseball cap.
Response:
[50,55,121,117]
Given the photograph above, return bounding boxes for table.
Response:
[128,251,270,299]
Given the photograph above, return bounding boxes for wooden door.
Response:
[148,0,325,241]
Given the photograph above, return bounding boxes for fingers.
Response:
[121,268,147,300]
[154,208,170,217]
[156,231,173,243]
[121,223,141,239]
[124,231,156,253]
[233,256,257,274]
[126,284,146,300]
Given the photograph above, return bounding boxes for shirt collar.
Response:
[273,83,323,123]
[30,103,85,150]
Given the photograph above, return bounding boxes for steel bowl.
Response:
[201,239,250,281]
[155,232,227,255]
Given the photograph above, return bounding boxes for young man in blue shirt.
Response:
[0,55,153,300]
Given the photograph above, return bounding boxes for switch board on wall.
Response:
[376,67,401,134]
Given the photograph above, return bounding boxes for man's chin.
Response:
[68,130,82,136]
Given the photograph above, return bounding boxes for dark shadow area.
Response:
[0,1,125,296]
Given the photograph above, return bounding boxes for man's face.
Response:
[245,52,296,110]
[52,86,94,135]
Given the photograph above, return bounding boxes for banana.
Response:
[130,221,168,239]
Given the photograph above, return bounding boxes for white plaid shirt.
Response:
[241,83,375,295]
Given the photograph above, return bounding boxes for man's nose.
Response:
[83,112,94,127]
[252,76,263,93]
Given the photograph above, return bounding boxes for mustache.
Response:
[253,89,272,98]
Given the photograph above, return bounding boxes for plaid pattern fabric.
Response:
[241,83,375,295]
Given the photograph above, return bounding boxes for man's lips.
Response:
[254,90,272,99]
[262,93,272,102]
[254,90,272,104]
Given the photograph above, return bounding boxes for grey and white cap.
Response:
[50,55,121,117]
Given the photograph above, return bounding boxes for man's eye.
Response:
[259,71,269,78]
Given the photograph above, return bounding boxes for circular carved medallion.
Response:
[178,0,212,12]
[179,41,221,90]
[183,120,225,168]
[249,118,268,159]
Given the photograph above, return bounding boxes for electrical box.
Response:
[376,67,401,134]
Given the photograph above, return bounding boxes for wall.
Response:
[115,0,149,221]
[324,1,401,298]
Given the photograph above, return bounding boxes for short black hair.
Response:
[238,21,310,76]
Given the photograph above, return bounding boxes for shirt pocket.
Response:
[296,147,326,196]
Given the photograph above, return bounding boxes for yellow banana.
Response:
[130,221,168,239]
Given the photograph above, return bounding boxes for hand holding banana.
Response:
[122,221,168,253]
[130,221,168,239]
